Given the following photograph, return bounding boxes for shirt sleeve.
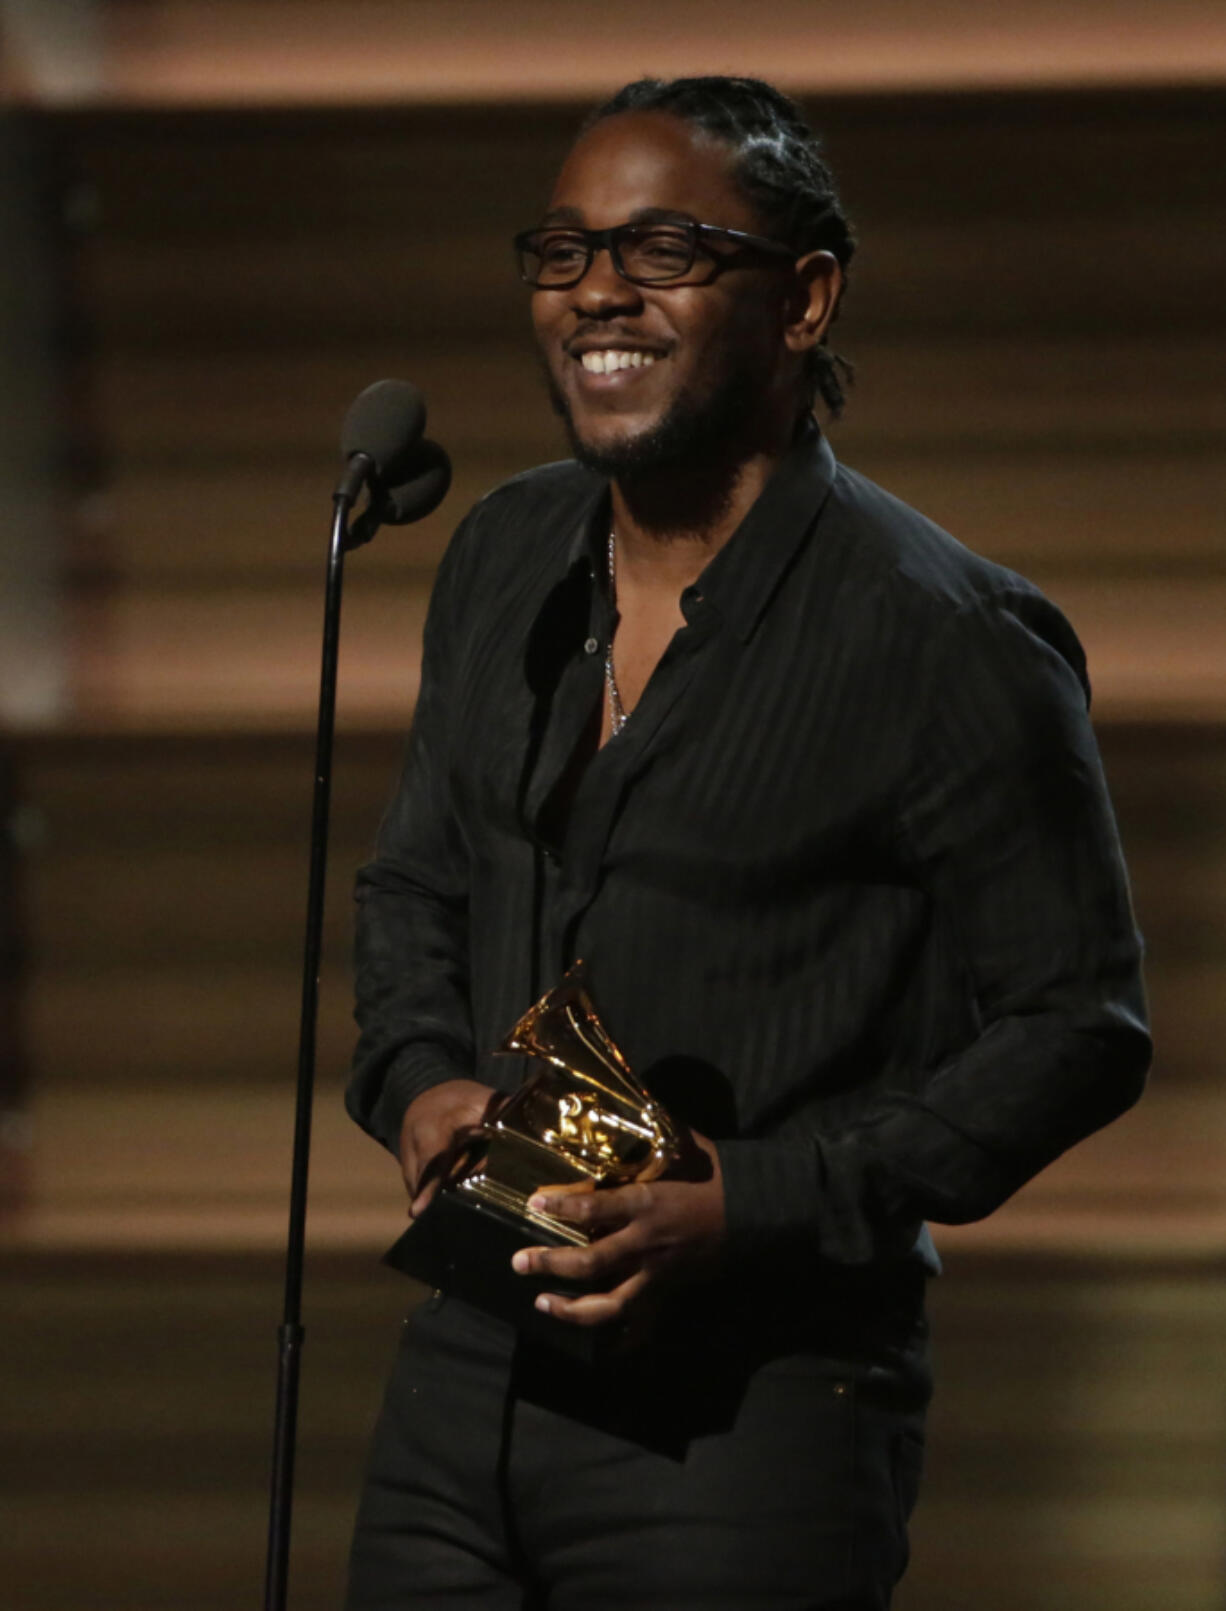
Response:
[715,589,1152,1267]
[344,511,480,1153]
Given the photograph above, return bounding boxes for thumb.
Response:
[409,1177,439,1220]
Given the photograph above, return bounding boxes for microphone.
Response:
[335,378,428,504]
[378,438,452,524]
[268,373,451,1611]
[345,437,452,550]
[335,378,451,545]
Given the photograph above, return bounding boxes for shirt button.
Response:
[583,636,599,655]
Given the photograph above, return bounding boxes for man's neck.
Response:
[608,433,792,595]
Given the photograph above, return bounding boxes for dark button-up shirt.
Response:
[347,422,1150,1282]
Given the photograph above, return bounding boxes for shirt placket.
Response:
[545,591,719,976]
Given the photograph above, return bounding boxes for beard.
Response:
[543,351,760,481]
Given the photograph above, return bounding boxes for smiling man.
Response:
[344,77,1149,1610]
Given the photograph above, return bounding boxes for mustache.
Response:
[562,325,669,358]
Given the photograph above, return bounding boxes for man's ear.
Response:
[783,250,842,355]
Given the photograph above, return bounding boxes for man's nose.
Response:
[570,246,643,312]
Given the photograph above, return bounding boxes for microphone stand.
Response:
[264,463,371,1611]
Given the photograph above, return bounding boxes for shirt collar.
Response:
[692,417,836,642]
[563,416,837,644]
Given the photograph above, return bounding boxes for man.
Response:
[345,76,1149,1610]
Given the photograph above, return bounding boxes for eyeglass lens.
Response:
[524,225,698,286]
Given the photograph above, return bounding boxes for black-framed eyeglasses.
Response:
[513,220,796,289]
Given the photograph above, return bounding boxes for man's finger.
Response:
[527,1181,650,1230]
[510,1223,641,1283]
[408,1176,440,1220]
[535,1270,650,1328]
[409,1126,485,1208]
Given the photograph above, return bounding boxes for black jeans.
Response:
[347,1278,928,1611]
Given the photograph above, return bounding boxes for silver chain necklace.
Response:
[605,528,628,736]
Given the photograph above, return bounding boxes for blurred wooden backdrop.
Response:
[1,44,1224,1611]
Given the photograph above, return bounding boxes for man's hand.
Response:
[398,1079,502,1219]
[510,1133,726,1329]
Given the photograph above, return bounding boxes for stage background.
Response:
[1,5,1225,1608]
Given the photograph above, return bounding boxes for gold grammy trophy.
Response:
[383,965,683,1348]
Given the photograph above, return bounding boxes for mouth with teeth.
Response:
[577,349,659,375]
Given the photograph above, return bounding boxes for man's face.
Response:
[530,111,795,478]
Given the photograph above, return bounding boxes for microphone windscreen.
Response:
[381,440,452,525]
[340,379,427,483]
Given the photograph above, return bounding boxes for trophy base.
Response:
[382,1187,612,1362]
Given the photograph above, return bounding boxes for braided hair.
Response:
[585,76,856,416]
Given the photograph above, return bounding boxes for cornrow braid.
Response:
[585,76,857,417]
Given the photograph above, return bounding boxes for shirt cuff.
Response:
[714,1136,824,1263]
[368,1047,472,1154]
[714,1129,933,1270]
